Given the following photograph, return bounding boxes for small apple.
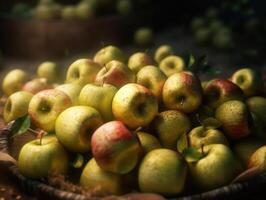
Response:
[2,69,29,96]
[75,2,94,20]
[55,83,83,105]
[215,100,251,140]
[66,59,102,86]
[22,78,53,94]
[138,148,187,195]
[56,106,103,152]
[79,83,118,121]
[28,89,72,132]
[194,27,211,45]
[91,121,141,174]
[248,145,266,171]
[246,96,266,126]
[37,61,60,83]
[159,55,185,77]
[93,45,126,66]
[116,0,132,15]
[154,44,174,64]
[112,83,158,129]
[128,52,154,74]
[136,131,161,154]
[61,6,76,20]
[134,27,153,46]
[3,91,33,123]
[136,65,167,100]
[95,60,135,88]
[162,71,203,113]
[212,30,233,49]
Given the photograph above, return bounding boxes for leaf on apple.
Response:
[202,117,222,130]
[71,153,84,168]
[177,132,188,153]
[183,147,204,163]
[10,115,31,137]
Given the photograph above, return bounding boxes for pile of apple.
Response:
[2,44,266,197]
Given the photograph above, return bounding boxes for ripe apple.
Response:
[136,65,167,100]
[95,60,135,88]
[137,131,161,154]
[248,145,266,171]
[134,27,153,46]
[204,79,244,109]
[79,83,118,121]
[116,0,132,15]
[80,158,123,195]
[28,89,72,132]
[37,61,60,83]
[18,136,69,179]
[154,45,174,64]
[61,6,76,20]
[56,106,103,152]
[138,148,187,195]
[128,52,154,74]
[188,126,229,149]
[152,110,191,149]
[75,2,94,20]
[162,71,203,113]
[66,59,102,86]
[246,96,266,126]
[3,91,33,123]
[231,68,263,97]
[2,69,29,96]
[22,78,53,94]
[159,55,185,77]
[215,100,251,140]
[112,83,158,129]
[55,83,83,105]
[91,121,141,174]
[93,45,126,66]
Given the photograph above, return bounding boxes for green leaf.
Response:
[198,54,208,67]
[177,133,188,153]
[10,115,31,137]
[187,54,196,69]
[71,154,84,168]
[183,147,204,163]
[202,117,222,130]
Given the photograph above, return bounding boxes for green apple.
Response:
[194,27,210,45]
[79,83,118,121]
[80,158,123,195]
[56,106,103,152]
[190,17,205,32]
[159,55,185,77]
[134,27,153,46]
[212,31,233,49]
[2,69,29,96]
[55,83,83,105]
[246,96,266,125]
[137,131,161,154]
[93,45,126,66]
[250,112,266,140]
[18,136,69,179]
[112,83,158,129]
[116,0,133,15]
[61,6,76,20]
[37,61,60,83]
[34,5,58,20]
[138,148,187,195]
[154,44,174,64]
[75,2,94,20]
[28,89,72,132]
[3,91,33,123]
[22,78,53,94]
[66,59,102,86]
[128,52,154,74]
[248,145,266,171]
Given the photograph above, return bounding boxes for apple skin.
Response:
[37,61,60,83]
[66,59,102,86]
[2,69,29,96]
[3,91,33,123]
[22,78,53,94]
[250,112,266,140]
[28,89,72,132]
[248,145,266,170]
[136,65,167,100]
[246,96,266,126]
[55,83,83,105]
[189,105,214,127]
[188,126,229,149]
[18,136,69,179]
[162,71,203,113]
[112,83,158,129]
[116,0,132,15]
[137,131,161,154]
[189,144,237,191]
[151,110,191,149]
[79,83,118,121]
[204,79,244,109]
[128,52,154,74]
[95,60,135,88]
[80,158,123,195]
[93,45,126,66]
[154,45,173,64]
[56,106,103,152]
[159,55,185,77]
[134,27,153,46]
[91,121,141,174]
[138,148,187,195]
[75,2,94,20]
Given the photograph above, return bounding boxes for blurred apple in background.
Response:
[37,61,60,83]
[75,1,94,20]
[128,52,154,74]
[134,27,153,46]
[61,6,77,20]
[159,55,185,77]
[116,0,133,15]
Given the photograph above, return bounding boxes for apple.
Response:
[248,145,266,171]
[61,6,76,20]
[134,27,153,46]
[212,30,233,49]
[201,81,209,90]
[56,106,103,152]
[152,110,191,149]
[80,158,123,195]
[79,83,118,121]
[194,27,211,45]
[37,61,60,83]
[3,91,33,123]
[28,89,72,132]
[91,121,141,174]
[189,144,237,190]
[246,96,266,126]
[190,17,205,32]
[93,45,126,66]
[154,45,174,64]
[66,59,102,86]
[112,83,158,129]
[136,65,167,100]
[33,5,58,20]
[22,78,53,94]
[250,112,266,140]
[215,100,251,140]
[188,126,229,149]
[55,83,83,105]
[95,60,135,88]
[2,69,29,96]
[204,79,244,109]
[116,0,132,15]
[159,55,185,77]
[138,148,187,195]
[75,2,94,20]
[128,52,154,74]
[189,105,214,127]
[162,71,203,113]
[137,131,161,154]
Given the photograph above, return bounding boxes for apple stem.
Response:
[39,130,45,145]
[201,144,204,155]
[134,127,142,134]
[102,76,106,87]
